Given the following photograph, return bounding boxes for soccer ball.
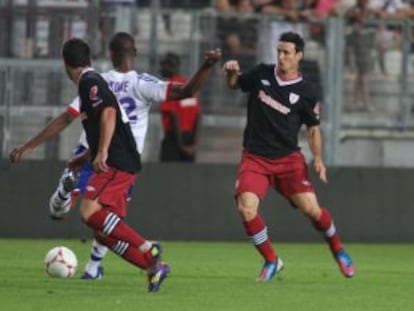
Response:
[44,246,78,278]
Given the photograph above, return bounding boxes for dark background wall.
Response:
[0,160,411,242]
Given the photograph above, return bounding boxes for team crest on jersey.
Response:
[89,85,99,101]
[289,92,300,104]
[261,79,271,86]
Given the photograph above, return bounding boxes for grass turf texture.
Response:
[0,240,413,311]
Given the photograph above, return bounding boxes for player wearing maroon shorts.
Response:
[223,31,355,280]
[61,37,168,292]
[9,33,221,285]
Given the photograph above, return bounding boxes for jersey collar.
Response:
[77,67,94,84]
[274,66,303,86]
[110,69,135,75]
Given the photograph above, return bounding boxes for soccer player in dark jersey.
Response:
[223,31,355,281]
[9,33,221,284]
[61,37,168,292]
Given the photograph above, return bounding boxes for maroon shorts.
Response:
[83,167,137,218]
[235,150,314,200]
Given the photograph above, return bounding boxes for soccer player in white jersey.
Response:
[9,32,221,280]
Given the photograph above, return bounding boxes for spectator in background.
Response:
[250,0,309,63]
[405,0,414,18]
[215,0,259,107]
[251,0,298,17]
[99,0,138,57]
[305,0,337,17]
[345,0,378,111]
[336,0,358,15]
[159,52,201,162]
[216,0,237,11]
[216,0,258,70]
[301,0,338,43]
[372,0,406,75]
[405,0,414,56]
[139,0,210,8]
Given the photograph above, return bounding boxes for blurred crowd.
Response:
[2,0,414,113]
[215,0,414,112]
[215,0,413,22]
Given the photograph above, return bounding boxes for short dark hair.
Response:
[159,52,181,78]
[62,38,91,67]
[109,32,136,66]
[160,52,180,68]
[279,32,305,53]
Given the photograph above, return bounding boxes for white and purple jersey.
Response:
[67,69,171,154]
[67,69,171,195]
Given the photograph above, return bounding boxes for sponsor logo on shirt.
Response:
[289,92,300,104]
[92,99,103,108]
[261,79,271,86]
[89,85,99,101]
[258,90,291,115]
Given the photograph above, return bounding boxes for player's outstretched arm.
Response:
[307,125,327,184]
[167,48,221,100]
[223,60,241,89]
[9,110,76,163]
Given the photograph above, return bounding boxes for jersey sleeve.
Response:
[238,64,261,93]
[160,100,179,113]
[134,73,170,105]
[66,97,81,117]
[79,74,118,114]
[301,92,321,127]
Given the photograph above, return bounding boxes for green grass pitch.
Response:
[0,240,413,311]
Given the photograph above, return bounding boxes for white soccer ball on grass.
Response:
[44,246,78,278]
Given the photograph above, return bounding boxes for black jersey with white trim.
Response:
[239,63,320,159]
[78,70,141,173]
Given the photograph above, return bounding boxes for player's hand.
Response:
[203,48,221,67]
[313,157,328,184]
[9,146,27,163]
[223,60,240,88]
[93,151,109,173]
[222,60,240,73]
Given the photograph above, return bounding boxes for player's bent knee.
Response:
[237,194,259,221]
[238,207,257,221]
[79,210,90,223]
[290,193,321,220]
[79,199,101,222]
